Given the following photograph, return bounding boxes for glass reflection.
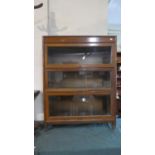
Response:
[49,95,111,116]
[48,71,111,88]
[47,46,111,64]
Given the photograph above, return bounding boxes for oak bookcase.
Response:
[43,36,117,127]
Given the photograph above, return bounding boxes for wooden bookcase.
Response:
[43,36,117,127]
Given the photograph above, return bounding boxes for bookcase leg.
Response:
[44,123,53,131]
[111,121,116,129]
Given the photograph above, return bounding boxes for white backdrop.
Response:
[48,0,108,35]
[34,0,108,120]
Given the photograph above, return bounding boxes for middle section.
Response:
[46,70,112,89]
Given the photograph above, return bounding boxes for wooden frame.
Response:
[43,36,117,127]
[116,52,121,117]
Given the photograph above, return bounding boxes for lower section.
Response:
[48,95,111,116]
[45,93,116,125]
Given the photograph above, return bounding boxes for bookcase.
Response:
[43,36,117,127]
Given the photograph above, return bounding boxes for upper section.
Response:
[43,36,117,70]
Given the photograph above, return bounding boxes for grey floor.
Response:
[34,118,121,155]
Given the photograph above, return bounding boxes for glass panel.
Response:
[47,46,111,64]
[48,71,111,88]
[48,95,111,116]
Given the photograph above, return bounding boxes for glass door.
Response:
[48,95,111,117]
[46,46,112,65]
[47,70,112,89]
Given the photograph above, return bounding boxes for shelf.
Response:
[45,88,112,96]
[45,64,116,70]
